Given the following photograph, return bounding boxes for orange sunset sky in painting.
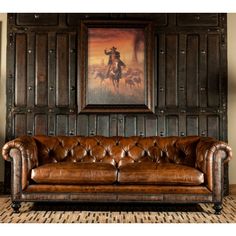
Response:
[88,28,143,65]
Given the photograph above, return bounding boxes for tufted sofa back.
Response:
[33,135,201,168]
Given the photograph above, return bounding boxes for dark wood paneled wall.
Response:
[5,13,228,192]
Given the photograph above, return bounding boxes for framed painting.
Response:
[79,20,154,113]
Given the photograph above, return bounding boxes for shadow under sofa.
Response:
[1,135,232,214]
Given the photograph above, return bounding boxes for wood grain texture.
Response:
[166,34,178,107]
[56,34,69,107]
[35,34,48,107]
[207,35,220,107]
[186,35,199,107]
[35,114,48,135]
[15,34,27,106]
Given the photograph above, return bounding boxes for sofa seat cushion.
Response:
[31,162,117,184]
[118,163,204,185]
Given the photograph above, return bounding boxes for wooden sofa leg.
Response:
[213,203,222,215]
[11,201,21,213]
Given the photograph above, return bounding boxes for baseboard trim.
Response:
[229,184,236,195]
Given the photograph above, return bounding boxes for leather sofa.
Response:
[2,135,232,214]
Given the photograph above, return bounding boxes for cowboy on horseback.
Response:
[104,47,126,87]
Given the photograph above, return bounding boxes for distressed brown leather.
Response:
[195,137,233,191]
[2,135,38,166]
[31,162,117,184]
[118,163,204,185]
[2,136,38,192]
[31,135,201,167]
[1,135,232,209]
[25,184,211,194]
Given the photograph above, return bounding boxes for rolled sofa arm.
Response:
[2,136,38,194]
[196,137,232,199]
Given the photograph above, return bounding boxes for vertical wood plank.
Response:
[35,34,48,106]
[199,115,207,137]
[157,114,165,137]
[48,115,55,136]
[69,33,77,108]
[6,25,15,140]
[109,114,117,137]
[137,115,145,136]
[56,115,68,135]
[166,115,179,136]
[219,14,228,142]
[145,116,158,136]
[48,32,56,108]
[125,115,136,137]
[208,34,220,107]
[187,34,199,107]
[35,114,48,135]
[56,34,69,107]
[69,114,76,136]
[27,113,34,136]
[117,114,125,136]
[158,33,166,108]
[89,114,97,136]
[207,115,220,139]
[153,35,158,108]
[77,114,88,136]
[97,115,109,136]
[15,34,27,106]
[166,34,178,107]
[179,114,186,137]
[219,14,227,110]
[186,116,199,136]
[27,33,35,107]
[168,13,177,26]
[199,34,207,108]
[14,114,26,136]
[178,34,187,107]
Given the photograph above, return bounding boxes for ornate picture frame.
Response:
[78,20,154,113]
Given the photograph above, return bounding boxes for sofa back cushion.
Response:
[33,135,201,168]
